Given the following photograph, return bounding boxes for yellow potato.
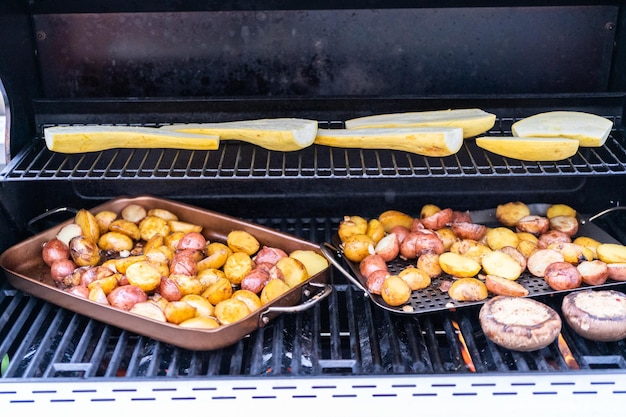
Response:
[597,243,626,264]
[260,279,291,305]
[125,260,162,292]
[223,251,254,285]
[435,228,459,251]
[381,275,412,307]
[170,273,205,296]
[485,227,520,251]
[129,301,167,322]
[139,215,171,241]
[338,215,368,242]
[108,219,141,241]
[196,268,226,289]
[98,231,135,252]
[516,232,539,243]
[342,234,375,263]
[178,316,220,329]
[88,285,109,304]
[75,208,101,243]
[447,278,488,301]
[378,210,414,233]
[289,250,329,278]
[214,298,251,325]
[202,277,233,305]
[420,204,442,219]
[101,255,146,274]
[495,201,530,227]
[167,219,203,234]
[232,289,263,312]
[87,274,119,295]
[573,236,601,259]
[164,300,197,324]
[546,203,577,219]
[449,239,492,263]
[366,219,385,243]
[143,233,165,254]
[197,242,232,270]
[181,294,215,318]
[439,252,481,277]
[94,210,118,234]
[398,267,431,290]
[481,250,523,281]
[547,242,593,265]
[517,239,538,258]
[276,256,309,287]
[147,208,179,221]
[227,230,260,255]
[164,231,185,252]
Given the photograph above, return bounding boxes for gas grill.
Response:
[2,1,626,415]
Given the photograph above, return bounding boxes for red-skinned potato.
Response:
[50,259,77,283]
[544,261,582,291]
[359,254,388,278]
[254,246,288,265]
[515,215,549,235]
[549,215,579,236]
[158,276,183,301]
[400,231,444,259]
[537,230,571,249]
[577,260,609,286]
[527,248,564,277]
[607,263,626,281]
[66,285,90,298]
[421,208,453,230]
[240,267,271,294]
[107,285,148,311]
[366,269,389,295]
[42,238,71,267]
[176,232,206,251]
[450,222,487,241]
[389,226,410,245]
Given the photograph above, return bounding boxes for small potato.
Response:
[227,230,260,256]
[69,236,102,267]
[342,234,375,263]
[381,275,412,307]
[125,260,162,292]
[159,276,183,302]
[420,204,442,219]
[202,277,233,305]
[338,215,368,242]
[450,222,487,241]
[378,210,414,233]
[223,252,254,285]
[107,285,147,311]
[449,239,492,263]
[231,289,263,312]
[253,246,288,265]
[484,274,529,297]
[485,227,520,251]
[577,260,609,286]
[98,231,134,252]
[366,219,386,243]
[260,278,291,305]
[164,231,186,252]
[527,248,565,277]
[435,228,459,251]
[130,301,166,322]
[88,285,109,304]
[87,274,119,295]
[197,242,232,270]
[447,277,488,301]
[517,239,539,259]
[289,250,329,277]
[143,233,165,254]
[74,208,101,243]
[515,215,549,236]
[597,243,626,264]
[56,223,83,246]
[439,252,481,278]
[108,219,141,241]
[517,232,539,244]
[196,268,227,289]
[181,294,215,318]
[499,246,527,272]
[607,263,626,281]
[573,236,601,259]
[214,298,251,325]
[544,261,582,291]
[95,210,118,234]
[546,203,577,219]
[549,215,579,236]
[171,273,205,296]
[398,267,431,290]
[121,203,147,223]
[373,233,400,262]
[139,215,171,241]
[164,300,197,324]
[400,231,444,259]
[176,232,207,252]
[179,316,220,329]
[366,269,389,295]
[547,242,593,265]
[276,256,309,288]
[537,230,571,249]
[481,250,523,281]
[240,267,271,294]
[147,208,179,221]
[167,220,203,234]
[421,208,453,231]
[359,254,389,278]
[496,201,530,227]
[417,253,443,278]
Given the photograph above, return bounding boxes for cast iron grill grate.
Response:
[1,116,625,181]
[2,216,626,381]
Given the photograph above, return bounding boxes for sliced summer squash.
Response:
[44,126,220,154]
[475,136,579,161]
[160,118,318,151]
[314,127,463,156]
[511,111,613,147]
[344,108,496,138]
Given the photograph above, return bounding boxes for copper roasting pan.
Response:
[0,195,331,351]
[322,204,626,315]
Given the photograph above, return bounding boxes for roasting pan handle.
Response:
[259,281,332,327]
[319,242,370,296]
[27,206,79,234]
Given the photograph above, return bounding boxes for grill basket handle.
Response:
[319,242,370,295]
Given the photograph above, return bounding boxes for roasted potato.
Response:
[223,251,254,285]
[108,219,141,241]
[231,289,263,312]
[226,230,260,256]
[485,227,520,251]
[438,252,481,278]
[597,243,626,264]
[378,210,414,233]
[129,301,167,322]
[342,234,375,263]
[181,294,215,318]
[179,316,220,329]
[202,277,233,305]
[398,267,431,290]
[380,275,412,306]
[94,210,118,234]
[447,277,488,302]
[275,256,309,287]
[338,215,368,242]
[289,250,329,278]
[260,278,291,305]
[546,203,577,219]
[214,298,251,325]
[164,300,197,324]
[75,208,101,243]
[139,215,171,241]
[98,231,134,252]
[495,201,530,227]
[481,250,524,281]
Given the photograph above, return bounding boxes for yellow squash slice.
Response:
[475,136,579,161]
[45,125,219,154]
[344,108,496,138]
[160,118,318,151]
[314,127,463,156]
[511,111,613,147]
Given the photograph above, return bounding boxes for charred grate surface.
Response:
[2,117,625,181]
[2,217,626,381]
